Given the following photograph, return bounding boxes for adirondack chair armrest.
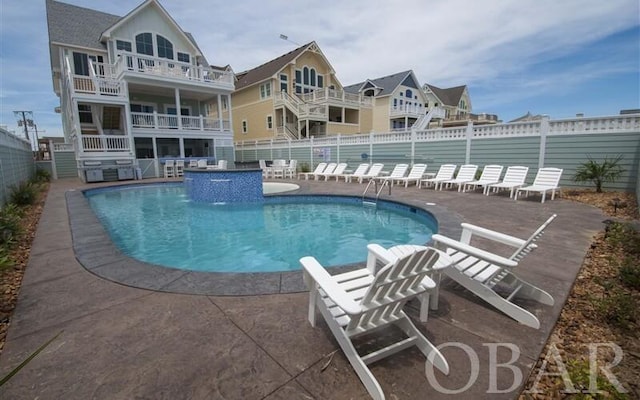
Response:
[459,223,527,248]
[366,243,396,273]
[300,256,362,315]
[431,234,518,269]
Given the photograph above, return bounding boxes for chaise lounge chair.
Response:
[301,246,450,400]
[374,163,408,187]
[357,163,385,183]
[431,214,557,329]
[515,167,563,203]
[341,163,370,183]
[463,165,504,194]
[393,163,428,188]
[318,162,348,181]
[419,164,456,190]
[440,164,478,191]
[485,166,529,198]
[298,162,327,180]
[313,162,337,180]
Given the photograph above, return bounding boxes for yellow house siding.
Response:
[372,97,391,131]
[232,99,274,141]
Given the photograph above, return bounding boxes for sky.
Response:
[0,0,638,142]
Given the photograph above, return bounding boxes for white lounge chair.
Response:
[163,159,175,178]
[318,162,347,181]
[440,164,478,191]
[375,163,408,186]
[486,166,529,198]
[341,163,370,183]
[175,160,185,177]
[313,162,337,180]
[515,167,563,203]
[419,164,456,190]
[431,214,557,329]
[301,246,450,400]
[298,162,327,180]
[358,163,384,183]
[188,159,198,168]
[393,164,428,188]
[197,159,208,169]
[463,165,504,194]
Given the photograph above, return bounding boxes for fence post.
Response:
[369,131,374,163]
[49,139,58,180]
[465,121,473,164]
[270,139,273,161]
[410,128,416,165]
[310,136,314,167]
[538,116,550,168]
[288,139,292,160]
[337,134,341,162]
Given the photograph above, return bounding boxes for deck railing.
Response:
[80,135,130,152]
[131,112,230,131]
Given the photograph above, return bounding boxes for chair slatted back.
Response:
[435,164,457,180]
[407,164,427,178]
[502,166,529,184]
[346,248,440,333]
[532,168,563,187]
[289,160,297,170]
[388,164,409,179]
[352,163,370,176]
[333,163,348,175]
[165,159,175,167]
[319,163,337,175]
[197,159,207,168]
[312,162,327,174]
[456,165,478,181]
[365,163,384,177]
[479,165,503,181]
[510,214,557,261]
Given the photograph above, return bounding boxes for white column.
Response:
[465,121,473,164]
[217,94,223,130]
[152,137,159,177]
[226,94,233,132]
[179,137,185,158]
[174,88,182,130]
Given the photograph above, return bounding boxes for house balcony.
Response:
[390,104,426,118]
[72,134,133,158]
[300,88,372,107]
[114,53,234,91]
[131,112,231,132]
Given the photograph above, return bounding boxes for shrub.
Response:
[573,155,624,193]
[619,258,640,290]
[299,163,311,173]
[566,359,629,399]
[9,181,37,206]
[0,205,23,246]
[0,248,13,272]
[33,168,51,183]
[592,288,637,330]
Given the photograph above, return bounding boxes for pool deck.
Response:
[0,177,605,399]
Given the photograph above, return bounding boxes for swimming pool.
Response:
[85,184,437,273]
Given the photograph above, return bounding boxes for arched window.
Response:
[405,89,413,99]
[135,33,153,56]
[310,69,316,86]
[303,67,309,85]
[157,35,173,60]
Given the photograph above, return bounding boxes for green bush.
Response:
[592,288,637,330]
[33,168,51,183]
[0,248,13,272]
[299,163,311,173]
[566,359,629,399]
[573,155,624,193]
[9,181,37,206]
[0,204,23,246]
[619,258,640,290]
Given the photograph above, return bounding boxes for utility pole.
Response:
[13,110,33,140]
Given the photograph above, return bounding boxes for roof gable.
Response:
[401,74,420,90]
[424,84,467,106]
[344,70,415,97]
[46,0,120,51]
[234,41,335,91]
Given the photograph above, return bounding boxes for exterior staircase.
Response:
[412,107,446,131]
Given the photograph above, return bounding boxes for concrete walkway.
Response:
[0,178,604,399]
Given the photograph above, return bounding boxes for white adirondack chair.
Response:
[463,165,504,194]
[431,214,557,329]
[341,163,370,183]
[301,246,450,400]
[393,164,428,188]
[440,164,478,191]
[419,164,457,190]
[515,167,563,203]
[358,163,385,183]
[298,162,327,180]
[164,159,175,178]
[486,166,529,198]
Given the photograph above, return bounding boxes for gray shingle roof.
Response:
[46,0,120,51]
[344,70,416,97]
[425,84,466,107]
[234,42,313,90]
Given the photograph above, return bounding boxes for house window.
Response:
[266,115,273,129]
[130,104,154,113]
[135,33,153,56]
[296,67,321,94]
[78,104,93,123]
[260,82,272,99]
[280,74,288,92]
[405,89,413,98]
[116,40,132,52]
[157,35,173,60]
[303,67,309,84]
[73,52,90,76]
[242,120,247,134]
[317,75,323,88]
[177,52,190,63]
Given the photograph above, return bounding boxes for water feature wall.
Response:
[184,169,263,203]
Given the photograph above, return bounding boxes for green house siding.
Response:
[54,152,79,178]
[414,141,466,173]
[471,137,541,183]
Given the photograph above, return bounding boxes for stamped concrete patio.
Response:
[0,177,604,399]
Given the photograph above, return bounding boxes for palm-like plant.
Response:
[573,155,624,193]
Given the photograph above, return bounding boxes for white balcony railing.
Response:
[114,53,234,89]
[81,135,130,152]
[390,104,426,117]
[131,112,230,131]
[300,88,372,106]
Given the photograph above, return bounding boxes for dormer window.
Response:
[157,35,173,60]
[135,33,153,56]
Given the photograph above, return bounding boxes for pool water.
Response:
[86,184,437,272]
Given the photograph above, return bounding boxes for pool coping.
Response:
[66,182,464,296]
